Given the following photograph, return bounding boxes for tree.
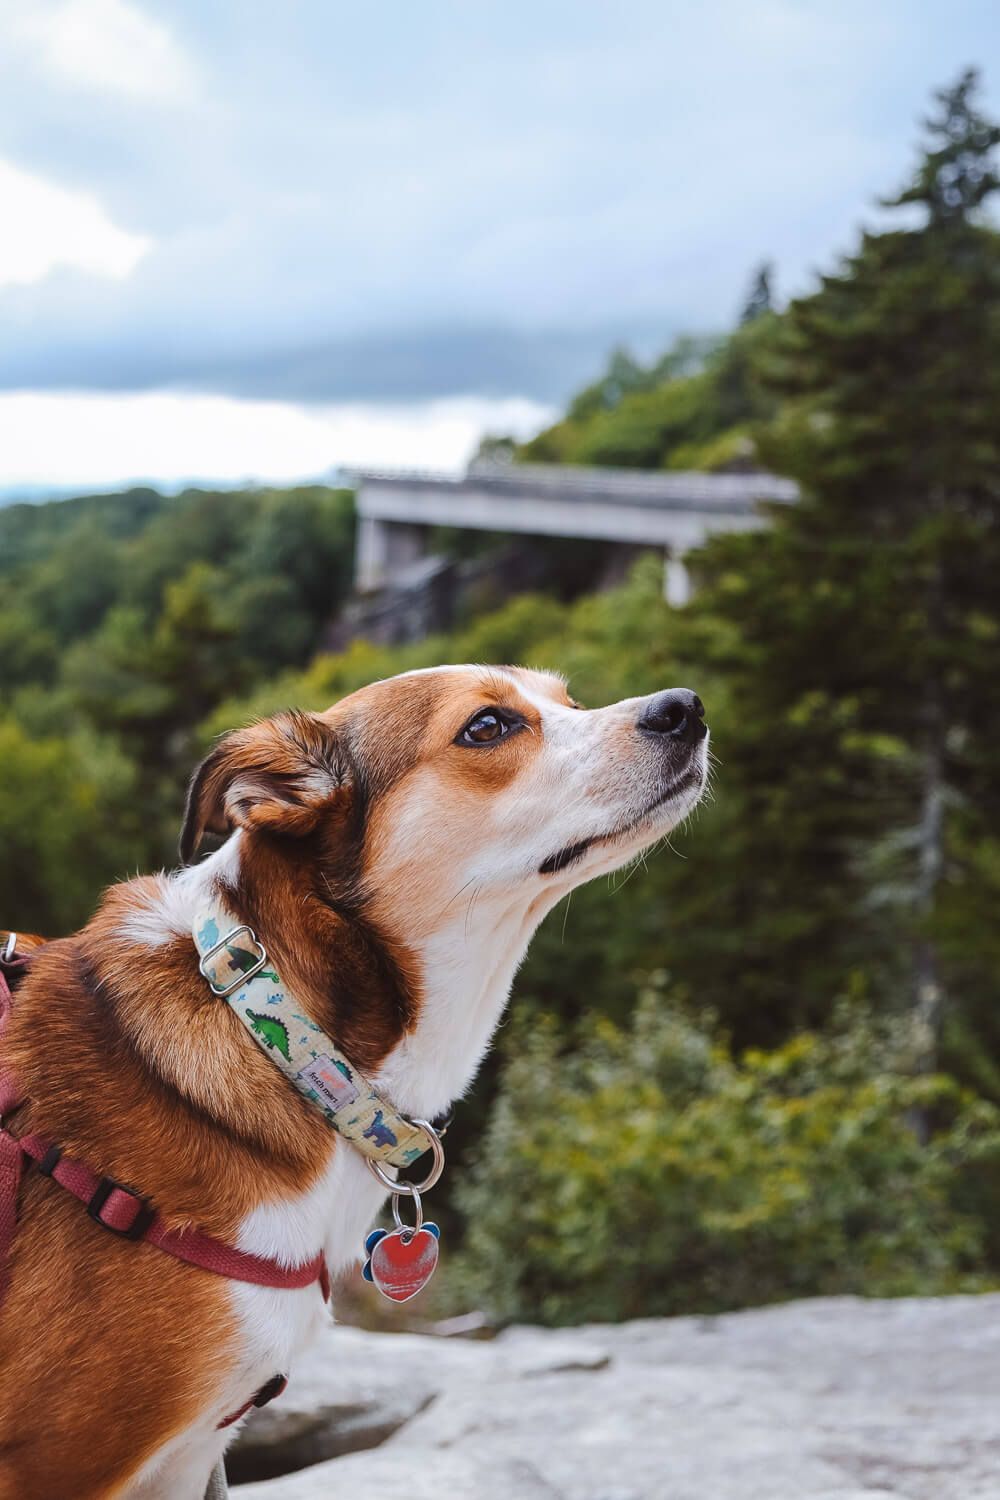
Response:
[565,345,651,423]
[520,325,778,472]
[739,260,774,323]
[0,719,138,933]
[892,67,1000,224]
[686,69,1000,1078]
[2,482,358,892]
[472,433,517,465]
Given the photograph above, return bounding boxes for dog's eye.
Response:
[458,710,510,746]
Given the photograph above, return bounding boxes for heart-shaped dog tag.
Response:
[366,1224,440,1303]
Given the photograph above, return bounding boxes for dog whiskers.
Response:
[560,889,574,943]
[442,874,480,916]
[464,882,485,939]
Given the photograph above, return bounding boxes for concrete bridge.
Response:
[353,462,799,605]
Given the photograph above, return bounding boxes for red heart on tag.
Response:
[369,1226,440,1303]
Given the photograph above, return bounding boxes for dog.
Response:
[0,666,708,1499]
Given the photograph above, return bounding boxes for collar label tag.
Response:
[297,1055,360,1112]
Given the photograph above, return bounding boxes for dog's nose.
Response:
[638,689,707,744]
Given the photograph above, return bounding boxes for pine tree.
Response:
[892,68,1000,224]
[674,71,1000,1076]
[739,261,774,324]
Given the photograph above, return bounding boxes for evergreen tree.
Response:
[681,70,1000,1077]
[739,261,774,324]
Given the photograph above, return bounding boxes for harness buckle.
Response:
[254,1373,288,1408]
[86,1176,156,1240]
[198,925,268,997]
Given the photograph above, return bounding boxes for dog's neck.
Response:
[372,881,561,1119]
[110,831,560,1269]
[173,834,548,1123]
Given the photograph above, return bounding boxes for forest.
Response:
[2,72,999,1324]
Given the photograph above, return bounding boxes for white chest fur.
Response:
[222,888,550,1391]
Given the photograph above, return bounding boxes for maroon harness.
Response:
[0,945,330,1431]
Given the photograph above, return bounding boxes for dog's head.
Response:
[181,666,709,939]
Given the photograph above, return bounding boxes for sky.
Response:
[0,0,997,494]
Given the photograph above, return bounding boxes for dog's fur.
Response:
[0,665,707,1499]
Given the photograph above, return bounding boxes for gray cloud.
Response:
[0,0,997,404]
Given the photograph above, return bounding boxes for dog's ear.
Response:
[180,711,351,863]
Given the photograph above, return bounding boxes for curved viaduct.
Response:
[353,462,799,606]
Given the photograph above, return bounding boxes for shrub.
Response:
[453,986,1000,1325]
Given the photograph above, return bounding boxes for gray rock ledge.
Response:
[234,1293,1000,1500]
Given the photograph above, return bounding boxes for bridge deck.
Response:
[352,461,799,601]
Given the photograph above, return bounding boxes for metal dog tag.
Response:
[364,1223,440,1302]
[362,1185,441,1302]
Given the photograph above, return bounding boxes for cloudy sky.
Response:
[0,0,997,492]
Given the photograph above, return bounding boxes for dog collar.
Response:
[193,903,446,1303]
[192,903,435,1172]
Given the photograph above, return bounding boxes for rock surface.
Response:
[233,1294,1000,1499]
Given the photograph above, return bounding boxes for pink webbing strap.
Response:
[0,1124,22,1306]
[0,962,328,1297]
[14,1131,328,1291]
[0,967,26,1304]
[0,958,326,1431]
[0,963,23,1114]
[217,1373,288,1430]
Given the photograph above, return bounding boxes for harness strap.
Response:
[0,947,331,1437]
[0,1053,21,1117]
[12,1130,330,1290]
[0,957,328,1300]
[0,965,27,1307]
[217,1373,288,1430]
[0,1128,22,1306]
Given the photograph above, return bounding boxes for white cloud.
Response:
[0,159,151,287]
[0,391,552,492]
[13,0,196,103]
[2,1,990,405]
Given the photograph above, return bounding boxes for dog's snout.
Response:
[638,688,707,745]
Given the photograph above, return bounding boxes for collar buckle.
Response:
[198,925,268,997]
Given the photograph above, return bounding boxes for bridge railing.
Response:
[353,462,799,514]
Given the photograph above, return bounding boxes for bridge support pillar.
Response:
[356,516,428,592]
[663,551,691,607]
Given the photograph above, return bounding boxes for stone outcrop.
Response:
[232,1294,1000,1499]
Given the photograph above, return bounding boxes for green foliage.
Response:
[0,718,137,932]
[0,483,354,928]
[520,317,780,470]
[0,487,165,576]
[453,991,1000,1325]
[713,68,1000,1081]
[890,68,1000,225]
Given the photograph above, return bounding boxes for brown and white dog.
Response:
[0,666,708,1499]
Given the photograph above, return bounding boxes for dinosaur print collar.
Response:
[192,902,435,1171]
